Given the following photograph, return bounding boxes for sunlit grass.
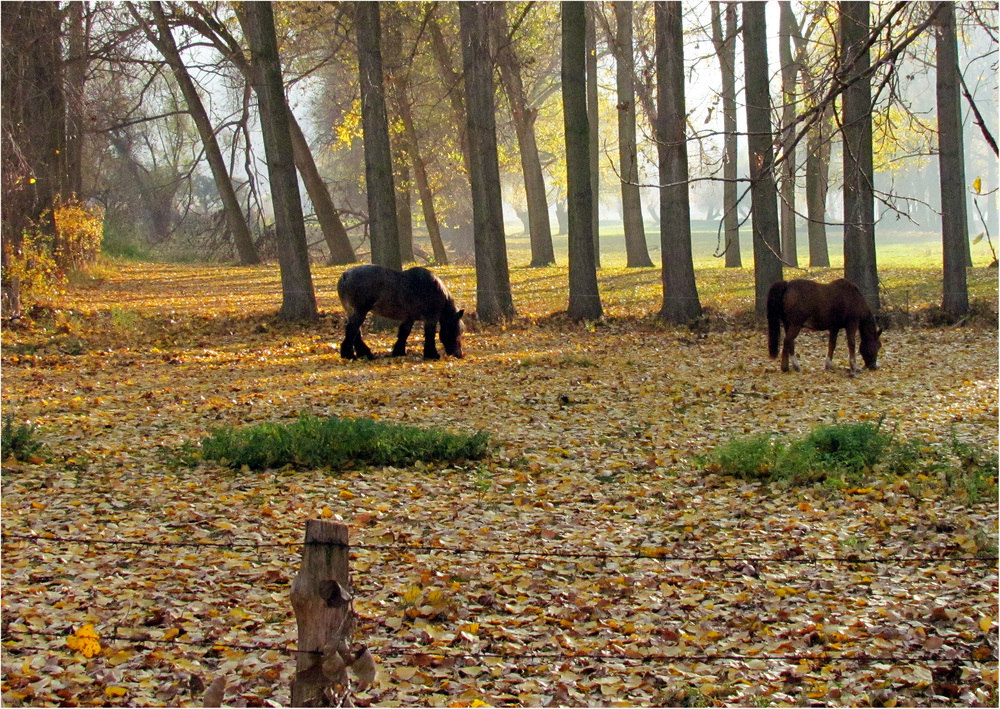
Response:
[29,225,997,334]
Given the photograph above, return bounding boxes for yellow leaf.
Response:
[338,489,354,499]
[104,686,127,698]
[980,616,993,633]
[162,627,180,641]
[393,666,418,681]
[106,649,131,667]
[67,624,101,658]
[973,176,982,194]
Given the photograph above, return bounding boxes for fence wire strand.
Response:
[2,532,996,565]
[4,628,995,668]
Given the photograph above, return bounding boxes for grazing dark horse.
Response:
[337,265,464,360]
[767,278,882,375]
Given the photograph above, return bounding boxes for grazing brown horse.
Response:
[337,265,464,360]
[767,278,882,375]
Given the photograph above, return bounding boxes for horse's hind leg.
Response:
[825,329,838,370]
[340,317,359,359]
[391,319,414,357]
[781,324,802,372]
[342,314,374,360]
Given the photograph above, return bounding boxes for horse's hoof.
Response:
[423,352,441,360]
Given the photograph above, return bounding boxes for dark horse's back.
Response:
[337,265,457,322]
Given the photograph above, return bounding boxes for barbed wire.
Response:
[4,628,995,668]
[2,532,996,566]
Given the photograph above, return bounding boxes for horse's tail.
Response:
[766,280,787,359]
[336,269,357,317]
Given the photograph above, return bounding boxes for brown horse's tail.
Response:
[766,280,787,359]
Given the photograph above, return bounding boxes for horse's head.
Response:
[860,324,883,370]
[440,308,465,358]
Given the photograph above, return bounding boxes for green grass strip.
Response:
[201,414,489,471]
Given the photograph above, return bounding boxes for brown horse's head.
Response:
[440,308,465,358]
[860,323,882,369]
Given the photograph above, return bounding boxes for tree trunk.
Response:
[586,4,600,268]
[239,2,317,320]
[614,1,653,268]
[65,1,87,198]
[936,1,969,316]
[840,1,879,311]
[778,2,798,267]
[356,1,401,270]
[387,19,447,266]
[1,1,65,246]
[394,155,414,262]
[710,2,741,267]
[144,2,260,266]
[742,1,783,314]
[562,1,603,322]
[398,94,447,265]
[287,115,356,265]
[1,1,64,318]
[459,1,515,324]
[792,6,831,268]
[805,104,832,267]
[494,4,555,267]
[655,1,701,324]
[428,16,475,259]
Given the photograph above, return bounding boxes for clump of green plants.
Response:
[941,432,998,504]
[707,419,893,487]
[1,412,44,462]
[200,414,489,471]
[706,419,997,503]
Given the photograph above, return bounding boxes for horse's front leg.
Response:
[391,319,414,357]
[846,324,859,376]
[781,324,802,372]
[422,318,440,360]
[825,329,839,371]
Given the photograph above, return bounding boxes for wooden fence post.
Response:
[291,520,353,707]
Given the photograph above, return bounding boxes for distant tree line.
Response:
[1,1,996,322]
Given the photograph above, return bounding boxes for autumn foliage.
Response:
[1,197,103,313]
[1,261,997,706]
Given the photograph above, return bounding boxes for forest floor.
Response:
[1,261,997,707]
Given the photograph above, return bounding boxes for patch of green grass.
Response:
[200,414,489,472]
[942,432,998,504]
[708,419,892,486]
[1,412,44,462]
[706,419,997,504]
[707,433,783,479]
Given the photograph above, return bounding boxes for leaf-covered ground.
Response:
[2,262,997,707]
